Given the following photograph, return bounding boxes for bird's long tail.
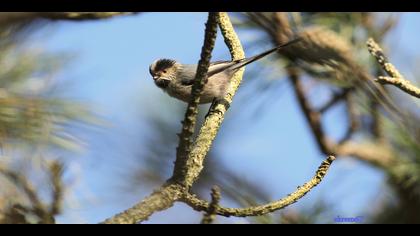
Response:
[229,37,303,71]
[207,38,302,77]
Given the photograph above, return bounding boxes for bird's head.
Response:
[149,59,179,89]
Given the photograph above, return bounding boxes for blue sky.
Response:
[24,13,420,223]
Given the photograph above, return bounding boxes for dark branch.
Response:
[172,12,219,186]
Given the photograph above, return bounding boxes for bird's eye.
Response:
[162,70,167,73]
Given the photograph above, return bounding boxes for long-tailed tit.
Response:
[149,38,301,104]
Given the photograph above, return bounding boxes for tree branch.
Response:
[183,156,336,217]
[367,38,420,98]
[39,12,134,21]
[180,12,246,189]
[0,12,133,26]
[48,161,64,216]
[102,12,245,224]
[376,76,420,98]
[200,186,221,224]
[172,12,219,185]
[101,183,185,224]
[288,67,332,154]
[335,141,397,169]
[287,66,397,168]
[0,165,46,215]
[103,13,219,223]
[0,164,59,223]
[338,93,360,144]
[318,88,352,114]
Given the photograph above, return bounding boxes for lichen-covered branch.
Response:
[0,12,133,26]
[173,13,219,185]
[103,13,220,224]
[376,76,420,98]
[367,38,420,98]
[101,184,185,224]
[39,12,134,21]
[181,12,246,189]
[200,186,221,224]
[183,156,336,217]
[102,12,244,224]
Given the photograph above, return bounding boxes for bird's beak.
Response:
[154,77,170,88]
[153,76,159,81]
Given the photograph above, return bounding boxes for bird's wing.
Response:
[179,61,241,86]
[178,64,197,86]
[207,60,244,77]
[209,60,238,66]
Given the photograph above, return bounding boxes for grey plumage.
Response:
[149,38,301,104]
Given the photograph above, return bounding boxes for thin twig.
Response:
[0,166,46,214]
[376,77,420,98]
[319,88,353,114]
[0,165,55,223]
[201,186,221,224]
[288,67,331,154]
[338,93,359,144]
[367,38,420,98]
[369,99,384,141]
[48,161,64,216]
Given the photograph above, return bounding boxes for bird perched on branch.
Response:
[149,38,301,104]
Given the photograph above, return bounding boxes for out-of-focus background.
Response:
[0,12,419,224]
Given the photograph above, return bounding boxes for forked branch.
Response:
[367,38,420,98]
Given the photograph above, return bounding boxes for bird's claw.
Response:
[205,98,230,118]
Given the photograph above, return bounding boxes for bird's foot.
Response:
[205,98,230,118]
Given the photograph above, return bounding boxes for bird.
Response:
[149,38,302,104]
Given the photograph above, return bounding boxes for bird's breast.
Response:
[165,74,230,104]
